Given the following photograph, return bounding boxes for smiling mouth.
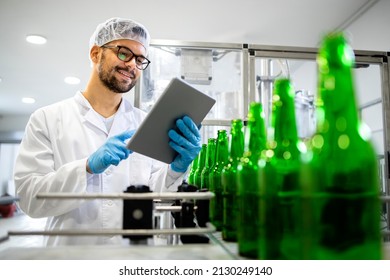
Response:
[117,69,134,80]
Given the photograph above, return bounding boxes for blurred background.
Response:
[0,0,389,227]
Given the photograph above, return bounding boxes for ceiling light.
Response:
[22,97,36,104]
[64,76,80,85]
[26,35,47,45]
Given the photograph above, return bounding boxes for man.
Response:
[13,18,201,246]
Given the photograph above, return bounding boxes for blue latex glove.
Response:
[169,116,202,173]
[87,130,135,174]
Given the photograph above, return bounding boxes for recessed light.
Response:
[22,97,36,104]
[26,35,47,45]
[64,76,80,85]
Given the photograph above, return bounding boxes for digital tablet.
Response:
[127,77,216,163]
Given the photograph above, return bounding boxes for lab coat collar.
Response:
[109,97,134,137]
[74,91,134,136]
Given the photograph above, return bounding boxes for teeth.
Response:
[118,70,131,78]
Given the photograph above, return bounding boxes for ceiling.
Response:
[0,0,383,118]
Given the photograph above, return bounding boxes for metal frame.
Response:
[134,40,247,125]
[248,44,390,233]
[382,52,390,235]
[35,192,214,200]
[133,40,390,234]
[5,191,215,239]
[8,223,216,237]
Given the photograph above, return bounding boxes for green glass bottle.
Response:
[258,78,304,260]
[201,138,217,189]
[187,153,199,185]
[221,119,244,240]
[237,102,267,259]
[209,130,229,231]
[302,32,382,259]
[193,144,207,189]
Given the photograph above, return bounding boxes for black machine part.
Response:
[171,182,210,244]
[122,185,153,242]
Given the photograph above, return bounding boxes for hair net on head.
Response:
[89,17,150,53]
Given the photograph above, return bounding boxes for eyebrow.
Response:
[118,45,147,58]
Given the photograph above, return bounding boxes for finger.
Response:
[176,119,199,145]
[111,157,121,166]
[169,140,186,155]
[182,116,201,139]
[116,130,135,142]
[168,129,181,143]
[111,144,131,160]
[128,129,136,137]
[113,148,131,163]
[168,129,193,150]
[103,153,119,166]
[124,130,136,152]
[111,139,131,155]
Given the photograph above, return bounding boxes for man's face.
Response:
[97,40,147,93]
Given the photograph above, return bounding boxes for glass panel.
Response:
[355,64,383,153]
[253,53,387,233]
[139,45,243,142]
[361,102,383,154]
[355,64,385,200]
[254,57,384,152]
[254,58,317,140]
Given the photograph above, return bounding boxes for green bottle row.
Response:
[187,32,383,260]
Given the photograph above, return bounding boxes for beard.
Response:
[98,53,137,93]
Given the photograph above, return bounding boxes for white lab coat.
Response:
[14,92,185,246]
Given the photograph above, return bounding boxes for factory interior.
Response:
[1,0,390,261]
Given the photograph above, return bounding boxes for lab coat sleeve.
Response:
[14,111,88,218]
[148,160,189,193]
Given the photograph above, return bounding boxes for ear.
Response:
[90,45,100,64]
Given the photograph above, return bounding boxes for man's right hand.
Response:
[87,130,135,174]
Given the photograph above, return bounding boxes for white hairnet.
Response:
[89,17,150,53]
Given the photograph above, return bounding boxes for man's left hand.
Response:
[169,116,202,173]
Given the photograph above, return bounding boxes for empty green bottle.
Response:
[258,78,304,260]
[302,32,382,259]
[221,119,244,240]
[193,144,207,189]
[237,102,267,259]
[187,153,199,185]
[201,138,217,189]
[209,130,229,231]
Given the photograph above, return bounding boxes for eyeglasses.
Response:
[101,45,151,70]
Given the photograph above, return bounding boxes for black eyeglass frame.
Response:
[101,45,151,70]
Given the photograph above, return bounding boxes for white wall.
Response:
[345,0,390,52]
[347,0,390,155]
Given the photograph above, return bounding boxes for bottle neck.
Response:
[272,94,299,145]
[205,140,216,168]
[246,110,267,155]
[216,134,229,164]
[318,68,359,134]
[190,155,199,172]
[197,145,207,170]
[230,124,244,161]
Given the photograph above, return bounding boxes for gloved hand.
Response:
[87,130,135,174]
[169,116,202,173]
